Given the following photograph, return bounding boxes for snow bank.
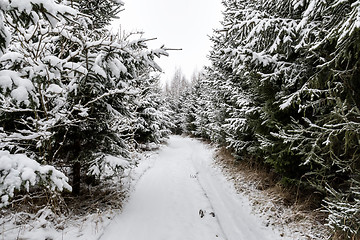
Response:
[0,151,72,207]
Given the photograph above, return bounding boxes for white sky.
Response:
[111,0,223,84]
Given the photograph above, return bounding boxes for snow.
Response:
[46,84,63,94]
[0,151,71,207]
[44,55,63,67]
[112,0,125,5]
[337,0,360,42]
[88,154,131,180]
[92,64,107,78]
[0,11,10,56]
[0,136,322,239]
[108,59,127,78]
[0,52,23,62]
[0,74,12,91]
[0,70,34,105]
[0,209,118,240]
[100,136,283,240]
[64,62,88,75]
[9,0,77,17]
[279,93,295,110]
[104,155,130,169]
[10,86,29,104]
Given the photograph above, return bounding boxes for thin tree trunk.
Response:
[72,139,81,195]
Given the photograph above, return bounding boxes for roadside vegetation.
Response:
[166,0,360,238]
[1,0,359,239]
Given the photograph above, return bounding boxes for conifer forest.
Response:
[0,0,360,239]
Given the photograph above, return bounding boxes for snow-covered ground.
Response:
[1,135,313,240]
[99,135,285,240]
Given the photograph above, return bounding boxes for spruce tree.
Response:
[199,0,360,237]
[0,0,170,205]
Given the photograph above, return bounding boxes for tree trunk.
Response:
[72,161,81,195]
[72,138,81,195]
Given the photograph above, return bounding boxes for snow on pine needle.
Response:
[0,0,172,215]
[0,150,71,207]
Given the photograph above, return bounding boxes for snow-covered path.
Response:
[100,135,282,240]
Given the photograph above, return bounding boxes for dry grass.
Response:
[0,183,127,240]
[0,181,127,227]
[331,232,360,240]
[63,183,127,216]
[214,147,331,239]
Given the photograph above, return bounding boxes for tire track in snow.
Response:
[190,167,229,240]
[187,138,282,240]
[100,136,282,240]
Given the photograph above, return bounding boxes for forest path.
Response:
[99,135,281,240]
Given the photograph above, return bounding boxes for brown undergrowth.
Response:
[214,146,330,239]
[0,185,125,239]
[64,182,127,216]
[0,182,127,232]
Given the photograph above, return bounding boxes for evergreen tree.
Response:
[0,0,78,206]
[164,68,191,134]
[133,73,172,145]
[277,0,360,236]
[0,0,170,206]
[190,0,360,237]
[190,74,212,139]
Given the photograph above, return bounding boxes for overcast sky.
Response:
[111,0,223,84]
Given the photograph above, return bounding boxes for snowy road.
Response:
[100,135,282,240]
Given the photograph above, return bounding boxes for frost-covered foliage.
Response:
[179,0,360,237]
[0,150,71,207]
[88,154,130,180]
[0,0,76,55]
[164,68,192,134]
[0,0,171,206]
[133,74,172,144]
[75,0,124,29]
[0,0,79,206]
[325,182,360,238]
